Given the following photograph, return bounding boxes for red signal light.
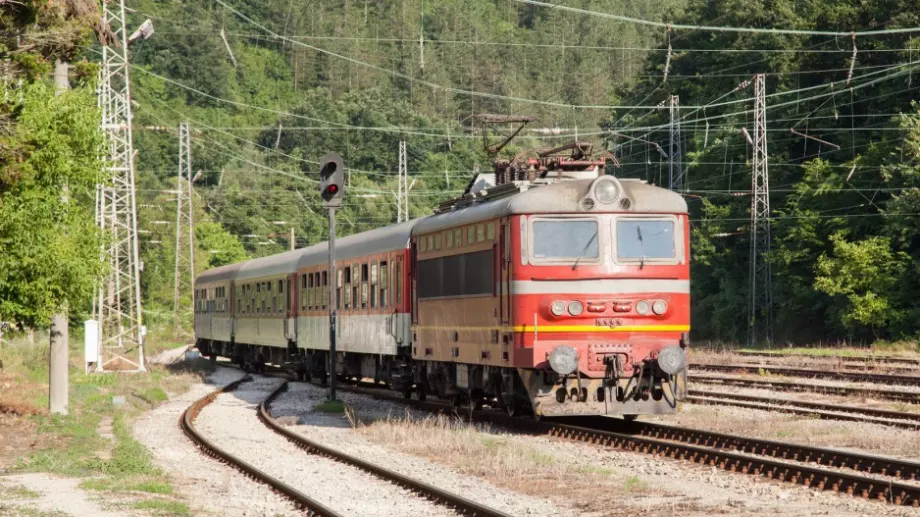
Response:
[326,184,338,194]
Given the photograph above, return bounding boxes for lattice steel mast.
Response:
[94,0,145,371]
[173,122,195,329]
[397,141,409,222]
[748,74,773,347]
[668,95,684,191]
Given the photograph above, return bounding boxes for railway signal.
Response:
[318,153,344,401]
[319,153,344,208]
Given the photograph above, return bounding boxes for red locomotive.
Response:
[195,138,689,418]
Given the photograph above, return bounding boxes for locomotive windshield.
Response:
[615,220,675,259]
[532,219,598,260]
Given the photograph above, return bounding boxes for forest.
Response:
[3,0,920,345]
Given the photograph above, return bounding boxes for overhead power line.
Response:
[515,0,920,37]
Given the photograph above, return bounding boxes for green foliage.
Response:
[0,83,105,327]
[815,234,909,334]
[196,221,248,268]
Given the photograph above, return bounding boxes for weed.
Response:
[133,499,190,516]
[575,464,615,475]
[314,399,346,413]
[624,475,648,492]
[0,504,68,517]
[0,483,40,499]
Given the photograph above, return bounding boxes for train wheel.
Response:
[403,387,413,400]
[209,353,217,364]
[417,384,427,402]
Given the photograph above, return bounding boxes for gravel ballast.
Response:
[195,376,464,517]
[133,366,301,517]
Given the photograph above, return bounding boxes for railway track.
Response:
[689,374,920,403]
[694,363,920,386]
[686,389,920,429]
[179,377,344,517]
[182,373,511,517]
[339,382,920,506]
[734,350,920,366]
[259,381,513,517]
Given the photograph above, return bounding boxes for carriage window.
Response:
[361,263,369,309]
[370,262,378,309]
[308,274,315,310]
[487,222,495,240]
[615,219,676,260]
[379,261,388,308]
[344,267,352,309]
[352,266,360,310]
[322,271,328,309]
[336,268,343,310]
[454,229,462,248]
[446,231,453,248]
[435,234,442,250]
[467,226,474,244]
[532,219,599,261]
[477,224,485,242]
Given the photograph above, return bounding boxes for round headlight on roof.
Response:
[593,178,620,204]
[548,345,579,375]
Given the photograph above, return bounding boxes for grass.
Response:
[624,475,649,492]
[0,483,40,499]
[314,399,347,413]
[0,505,68,517]
[133,500,190,516]
[0,328,205,517]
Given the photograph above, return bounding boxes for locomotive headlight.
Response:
[550,301,566,316]
[567,300,584,316]
[657,346,686,375]
[636,300,651,316]
[652,300,668,315]
[593,178,620,204]
[548,345,579,375]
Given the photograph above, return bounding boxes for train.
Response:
[194,142,690,418]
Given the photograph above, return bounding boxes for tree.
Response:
[0,82,104,327]
[814,234,909,337]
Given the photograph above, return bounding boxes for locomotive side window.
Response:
[613,218,678,263]
[531,219,599,261]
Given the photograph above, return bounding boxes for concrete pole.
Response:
[50,60,69,415]
[290,227,295,251]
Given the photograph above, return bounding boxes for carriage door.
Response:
[395,253,407,346]
[285,275,297,341]
[500,218,512,325]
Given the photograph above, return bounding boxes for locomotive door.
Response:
[500,218,512,325]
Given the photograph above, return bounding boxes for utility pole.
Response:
[50,60,69,415]
[173,122,195,330]
[668,95,684,191]
[94,0,150,372]
[749,74,773,347]
[290,227,296,251]
[397,141,409,222]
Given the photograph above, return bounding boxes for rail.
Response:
[179,377,345,517]
[693,363,920,386]
[259,381,514,517]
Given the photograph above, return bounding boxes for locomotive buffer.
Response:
[319,153,345,401]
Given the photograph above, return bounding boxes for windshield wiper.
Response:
[572,230,599,271]
[637,226,645,269]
